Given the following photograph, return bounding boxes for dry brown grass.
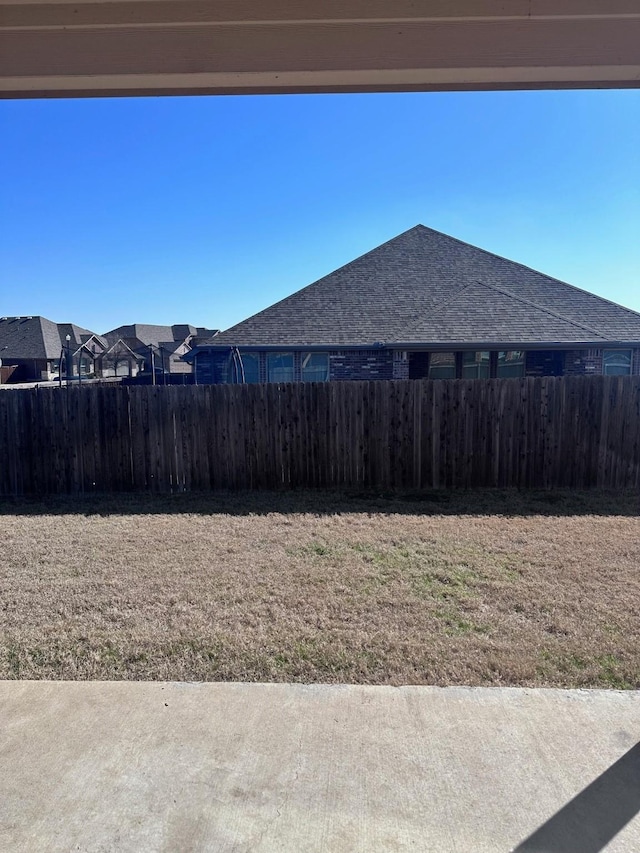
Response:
[1,490,639,687]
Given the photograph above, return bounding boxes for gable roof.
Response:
[206,226,640,349]
[102,338,145,361]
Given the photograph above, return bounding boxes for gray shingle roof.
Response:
[103,324,177,348]
[0,317,59,359]
[157,340,188,355]
[103,324,203,349]
[57,323,106,350]
[171,324,197,341]
[0,317,113,365]
[102,338,144,359]
[208,225,640,348]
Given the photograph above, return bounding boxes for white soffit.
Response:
[1,0,639,98]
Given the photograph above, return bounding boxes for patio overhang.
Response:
[2,0,639,99]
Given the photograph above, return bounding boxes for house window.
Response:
[497,350,525,378]
[428,352,456,379]
[301,352,329,382]
[238,352,260,383]
[267,352,294,383]
[603,349,631,376]
[225,351,260,383]
[462,351,490,379]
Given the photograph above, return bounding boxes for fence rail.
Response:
[1,376,639,496]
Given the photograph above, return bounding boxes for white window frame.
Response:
[603,349,632,376]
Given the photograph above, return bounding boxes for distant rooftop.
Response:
[103,324,217,348]
[0,316,99,360]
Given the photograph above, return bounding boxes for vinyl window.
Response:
[603,349,632,376]
[497,350,525,378]
[428,352,456,379]
[267,352,295,383]
[462,351,491,379]
[238,352,260,383]
[301,352,329,382]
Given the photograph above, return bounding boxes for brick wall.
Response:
[195,346,640,383]
[562,348,640,376]
[563,349,603,376]
[392,350,410,380]
[329,350,393,381]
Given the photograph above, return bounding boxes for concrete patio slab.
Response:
[0,682,638,852]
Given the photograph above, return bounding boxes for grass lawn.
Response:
[1,489,638,687]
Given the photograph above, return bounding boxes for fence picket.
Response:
[1,376,639,495]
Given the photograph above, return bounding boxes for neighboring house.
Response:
[57,323,110,378]
[0,316,219,384]
[0,316,105,382]
[99,339,145,378]
[103,324,218,376]
[186,225,640,384]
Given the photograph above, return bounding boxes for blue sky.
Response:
[1,90,638,334]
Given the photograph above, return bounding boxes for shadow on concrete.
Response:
[514,742,640,853]
[0,488,638,519]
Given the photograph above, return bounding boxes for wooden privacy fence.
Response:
[1,376,639,496]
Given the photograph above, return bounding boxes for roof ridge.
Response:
[390,280,479,342]
[416,225,640,322]
[215,225,427,338]
[476,280,607,339]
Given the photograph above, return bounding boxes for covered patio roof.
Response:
[1,0,639,99]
